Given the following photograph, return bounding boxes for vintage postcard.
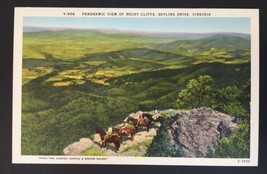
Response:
[13,8,259,166]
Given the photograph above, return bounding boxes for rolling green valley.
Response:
[21,29,251,157]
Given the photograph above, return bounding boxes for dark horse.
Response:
[142,113,155,122]
[115,126,136,141]
[95,126,120,150]
[125,116,151,132]
[143,113,163,123]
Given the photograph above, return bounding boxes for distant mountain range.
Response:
[153,34,250,53]
[23,26,250,40]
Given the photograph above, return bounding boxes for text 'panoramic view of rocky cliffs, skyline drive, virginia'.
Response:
[21,17,252,158]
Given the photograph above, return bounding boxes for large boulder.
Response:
[168,107,238,157]
[63,138,94,156]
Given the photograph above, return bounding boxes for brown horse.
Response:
[115,126,136,141]
[125,116,151,132]
[95,126,120,150]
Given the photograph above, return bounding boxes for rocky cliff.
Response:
[63,123,160,156]
[63,110,162,156]
[168,107,238,157]
[63,108,238,157]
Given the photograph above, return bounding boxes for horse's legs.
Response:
[130,129,135,141]
[130,133,134,141]
[114,141,120,151]
[101,141,106,149]
[135,125,138,132]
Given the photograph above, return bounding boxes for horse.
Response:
[95,126,120,150]
[125,116,151,132]
[114,126,136,141]
[143,113,155,122]
[143,113,164,123]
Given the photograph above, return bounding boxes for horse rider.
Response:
[103,126,115,142]
[120,122,129,134]
[136,111,143,127]
[122,117,135,129]
[121,122,128,129]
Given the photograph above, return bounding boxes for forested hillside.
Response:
[21,29,251,156]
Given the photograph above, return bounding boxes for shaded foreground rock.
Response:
[91,123,161,156]
[63,138,94,155]
[63,122,161,156]
[169,107,238,157]
[118,123,160,156]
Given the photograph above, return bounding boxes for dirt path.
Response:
[92,123,161,156]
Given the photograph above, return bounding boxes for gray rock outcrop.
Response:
[63,138,94,155]
[168,107,238,157]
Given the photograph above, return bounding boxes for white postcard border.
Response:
[13,7,259,166]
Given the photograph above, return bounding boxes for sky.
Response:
[24,17,250,34]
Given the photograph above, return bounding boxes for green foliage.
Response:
[205,81,250,158]
[21,62,251,155]
[177,75,250,119]
[120,139,153,157]
[21,85,138,155]
[176,75,251,158]
[21,30,251,155]
[207,120,250,158]
[215,85,247,118]
[81,146,105,156]
[146,118,183,157]
[108,88,126,96]
[42,52,55,61]
[23,30,175,60]
[177,75,216,109]
[153,35,250,62]
[238,80,251,114]
[22,95,50,113]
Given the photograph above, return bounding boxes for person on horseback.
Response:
[103,126,115,142]
[122,118,134,130]
[136,111,143,127]
[120,122,129,135]
[121,122,128,129]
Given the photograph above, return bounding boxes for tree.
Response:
[146,119,183,157]
[176,76,251,158]
[42,52,55,61]
[215,85,247,119]
[177,75,216,109]
[207,120,250,158]
[238,80,251,114]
